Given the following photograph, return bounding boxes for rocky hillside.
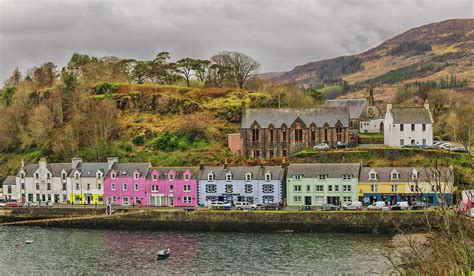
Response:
[264,19,474,102]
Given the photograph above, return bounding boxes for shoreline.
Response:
[0,208,439,234]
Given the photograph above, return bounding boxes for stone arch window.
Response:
[251,122,260,142]
[281,124,288,142]
[310,123,316,142]
[268,124,274,142]
[336,121,343,142]
[294,123,303,142]
[323,123,329,142]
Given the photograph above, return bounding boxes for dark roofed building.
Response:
[240,106,351,159]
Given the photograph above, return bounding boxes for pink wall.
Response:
[104,169,148,206]
[147,169,197,207]
[228,133,241,154]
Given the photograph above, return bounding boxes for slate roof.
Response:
[389,107,433,124]
[359,167,453,183]
[70,162,108,177]
[324,99,368,119]
[287,163,360,178]
[2,176,16,186]
[107,162,151,177]
[16,163,72,177]
[200,166,284,181]
[241,107,349,128]
[148,167,200,180]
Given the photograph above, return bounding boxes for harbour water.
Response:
[0,226,393,274]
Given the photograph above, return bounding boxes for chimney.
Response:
[39,158,47,170]
[424,99,429,110]
[199,161,204,171]
[71,157,83,169]
[21,159,25,168]
[107,157,119,170]
[223,159,228,169]
[386,103,392,111]
[241,101,246,112]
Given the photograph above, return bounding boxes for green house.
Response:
[286,163,360,207]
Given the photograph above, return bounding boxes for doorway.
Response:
[327,196,340,205]
[304,196,312,206]
[169,196,174,207]
[85,194,92,204]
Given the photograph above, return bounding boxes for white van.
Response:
[391,201,410,210]
[368,201,386,210]
[342,201,363,210]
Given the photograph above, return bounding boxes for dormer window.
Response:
[369,172,377,180]
[62,172,67,180]
[46,173,51,179]
[433,171,440,178]
[111,172,117,179]
[74,171,80,179]
[35,173,39,179]
[391,172,399,180]
[184,174,190,181]
[226,172,232,181]
[169,174,174,181]
[245,173,252,182]
[265,172,271,181]
[293,174,303,180]
[134,172,139,180]
[20,172,25,179]
[152,174,158,181]
[208,172,214,181]
[411,170,418,180]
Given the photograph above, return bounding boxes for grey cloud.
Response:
[0,0,472,82]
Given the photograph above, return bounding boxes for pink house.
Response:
[147,167,198,207]
[104,162,151,206]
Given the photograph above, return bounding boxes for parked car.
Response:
[432,141,445,147]
[210,201,232,210]
[342,201,363,210]
[261,203,282,210]
[235,202,257,210]
[24,201,39,207]
[5,201,23,208]
[0,202,5,208]
[320,203,341,211]
[452,147,469,153]
[421,144,437,150]
[313,143,329,150]
[439,143,454,150]
[411,202,428,210]
[333,142,349,149]
[391,201,410,210]
[368,201,386,210]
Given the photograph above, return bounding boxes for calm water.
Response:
[0,226,393,275]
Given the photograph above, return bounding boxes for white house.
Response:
[198,165,284,206]
[384,102,433,147]
[2,176,17,201]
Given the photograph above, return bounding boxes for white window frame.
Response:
[371,185,377,192]
[123,183,128,191]
[183,184,191,192]
[265,172,271,181]
[315,185,324,192]
[391,185,398,192]
[111,183,116,191]
[293,174,303,180]
[245,173,252,182]
[134,183,139,191]
[294,185,302,192]
[226,172,232,181]
[207,172,214,181]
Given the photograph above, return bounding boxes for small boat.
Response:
[25,240,33,244]
[157,248,171,260]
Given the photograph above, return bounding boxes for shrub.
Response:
[389,40,432,56]
[95,82,119,95]
[120,142,133,153]
[132,117,144,123]
[153,131,180,152]
[132,135,145,146]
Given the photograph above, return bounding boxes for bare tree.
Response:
[210,51,260,89]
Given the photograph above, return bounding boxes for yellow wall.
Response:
[70,194,104,205]
[358,182,454,196]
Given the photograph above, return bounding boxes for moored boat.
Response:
[157,248,170,260]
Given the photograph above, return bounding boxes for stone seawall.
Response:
[0,209,441,234]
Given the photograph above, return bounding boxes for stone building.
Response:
[240,107,350,158]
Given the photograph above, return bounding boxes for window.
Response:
[253,150,260,158]
[369,172,377,180]
[20,172,25,180]
[306,185,311,192]
[206,184,216,193]
[61,172,66,180]
[343,185,351,192]
[184,174,190,181]
[252,128,260,142]
[35,173,39,179]
[422,124,426,131]
[111,183,116,191]
[152,174,158,181]
[123,183,128,191]
[86,183,90,190]
[293,196,302,202]
[336,126,343,142]
[412,171,418,179]
[74,195,81,202]
[169,174,174,181]
[315,196,324,202]
[318,174,327,180]
[208,173,214,181]
[245,173,252,181]
[411,139,415,144]
[282,129,287,142]
[343,196,352,202]
[371,185,377,192]
[47,183,51,190]
[334,185,339,192]
[293,174,303,180]
[134,183,139,191]
[98,183,102,190]
[183,184,191,192]
[411,124,415,131]
[111,172,116,179]
[123,197,129,205]
[133,173,139,180]
[400,139,404,146]
[152,185,158,192]
[269,129,274,142]
[400,124,404,131]
[282,150,287,157]
[410,185,419,193]
[245,184,253,193]
[46,173,51,179]
[226,173,232,181]
[263,184,274,193]
[311,129,316,141]
[7,186,12,193]
[22,183,25,189]
[135,196,140,204]
[391,172,399,180]
[75,172,80,179]
[75,183,79,190]
[328,185,332,192]
[294,185,302,192]
[342,174,352,180]
[263,195,274,203]
[324,128,328,142]
[169,185,174,192]
[97,172,103,179]
[62,183,67,190]
[112,196,117,202]
[295,129,303,142]
[316,185,323,192]
[36,194,40,201]
[269,150,274,158]
[265,172,271,181]
[225,184,233,193]
[422,139,426,146]
[183,196,192,204]
[391,185,398,192]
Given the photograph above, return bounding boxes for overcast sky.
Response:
[0,0,472,82]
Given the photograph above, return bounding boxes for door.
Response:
[304,196,312,206]
[85,195,92,204]
[54,194,60,203]
[169,196,174,207]
[123,197,129,206]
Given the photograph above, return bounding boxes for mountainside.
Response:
[264,19,474,102]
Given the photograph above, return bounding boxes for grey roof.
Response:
[70,162,108,177]
[241,107,349,128]
[287,163,361,178]
[389,107,433,124]
[324,99,368,119]
[107,162,151,177]
[359,167,453,183]
[16,163,72,177]
[200,166,284,181]
[2,176,15,186]
[148,167,200,180]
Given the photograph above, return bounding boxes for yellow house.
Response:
[68,161,107,205]
[359,167,454,206]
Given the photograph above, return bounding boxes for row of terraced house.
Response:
[2,158,454,207]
